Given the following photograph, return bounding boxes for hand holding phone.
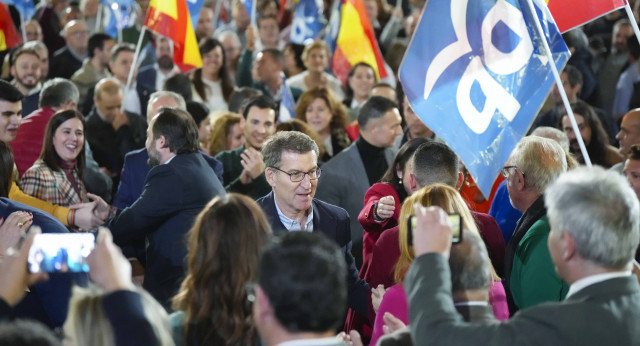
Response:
[27,233,95,273]
[406,213,462,246]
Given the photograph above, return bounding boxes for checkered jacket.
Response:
[19,160,87,207]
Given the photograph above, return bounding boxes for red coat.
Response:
[11,107,57,177]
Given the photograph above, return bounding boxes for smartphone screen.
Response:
[28,233,95,273]
[407,213,462,245]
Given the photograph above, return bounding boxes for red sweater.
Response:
[11,107,56,177]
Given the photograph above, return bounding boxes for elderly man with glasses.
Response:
[501,136,569,316]
[256,131,371,318]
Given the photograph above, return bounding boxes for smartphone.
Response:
[406,213,462,246]
[27,233,95,273]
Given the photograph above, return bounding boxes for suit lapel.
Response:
[312,200,337,240]
[264,192,288,235]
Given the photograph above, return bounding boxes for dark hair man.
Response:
[71,33,115,107]
[106,107,225,309]
[253,231,348,346]
[316,96,402,267]
[216,95,277,199]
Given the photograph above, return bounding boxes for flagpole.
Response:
[122,26,146,113]
[213,0,224,32]
[251,0,257,27]
[524,0,592,166]
[96,4,103,33]
[20,15,26,43]
[623,3,640,48]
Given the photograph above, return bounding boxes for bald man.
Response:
[612,109,640,173]
[85,78,148,181]
[50,20,90,79]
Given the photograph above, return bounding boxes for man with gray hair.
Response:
[11,78,79,176]
[50,20,90,79]
[502,136,568,314]
[407,166,640,344]
[256,131,370,317]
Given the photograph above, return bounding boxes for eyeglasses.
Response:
[501,165,524,178]
[269,167,322,182]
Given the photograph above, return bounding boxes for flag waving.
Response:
[145,0,202,72]
[290,0,326,45]
[399,0,569,196]
[546,0,626,33]
[0,3,20,50]
[330,0,387,84]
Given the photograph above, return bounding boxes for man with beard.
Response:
[10,47,42,98]
[104,107,224,309]
[137,35,180,92]
[596,18,633,116]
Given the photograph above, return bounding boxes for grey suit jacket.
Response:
[315,142,395,243]
[405,254,640,345]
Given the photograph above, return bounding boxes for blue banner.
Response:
[279,72,296,122]
[324,0,341,57]
[186,0,204,31]
[242,0,255,21]
[399,0,569,196]
[290,0,326,45]
[0,0,34,20]
[101,0,133,39]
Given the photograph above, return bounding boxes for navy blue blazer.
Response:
[137,65,157,92]
[256,192,370,317]
[109,153,225,309]
[0,198,87,328]
[113,148,224,209]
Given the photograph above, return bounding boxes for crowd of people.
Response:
[1,0,640,345]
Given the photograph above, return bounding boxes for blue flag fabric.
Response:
[324,0,341,57]
[290,0,326,45]
[101,0,133,39]
[242,0,255,21]
[186,0,204,31]
[399,0,569,197]
[279,73,296,122]
[0,0,34,20]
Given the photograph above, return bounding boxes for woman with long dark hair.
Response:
[191,38,235,112]
[20,109,88,210]
[171,193,272,346]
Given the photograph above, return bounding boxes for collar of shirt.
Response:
[565,271,631,299]
[276,337,344,346]
[163,154,177,165]
[274,196,314,232]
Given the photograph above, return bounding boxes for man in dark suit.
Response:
[49,20,89,79]
[316,96,402,268]
[107,107,225,309]
[256,131,370,317]
[113,91,222,209]
[406,166,640,345]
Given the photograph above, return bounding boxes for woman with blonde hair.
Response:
[294,87,351,161]
[285,41,345,100]
[64,286,174,346]
[208,112,245,157]
[369,184,508,345]
[171,193,272,346]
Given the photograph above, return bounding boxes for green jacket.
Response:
[510,215,568,310]
[215,145,271,199]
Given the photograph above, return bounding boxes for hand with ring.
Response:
[0,211,33,255]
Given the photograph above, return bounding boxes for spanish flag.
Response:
[331,0,387,84]
[144,0,202,72]
[0,4,20,51]
[546,0,626,33]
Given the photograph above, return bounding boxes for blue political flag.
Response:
[101,0,133,39]
[279,73,296,122]
[324,0,341,56]
[241,0,255,21]
[399,0,569,196]
[290,0,326,45]
[186,0,204,31]
[0,0,34,20]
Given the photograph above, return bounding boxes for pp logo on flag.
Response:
[399,0,569,196]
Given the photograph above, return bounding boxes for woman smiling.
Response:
[20,110,88,214]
